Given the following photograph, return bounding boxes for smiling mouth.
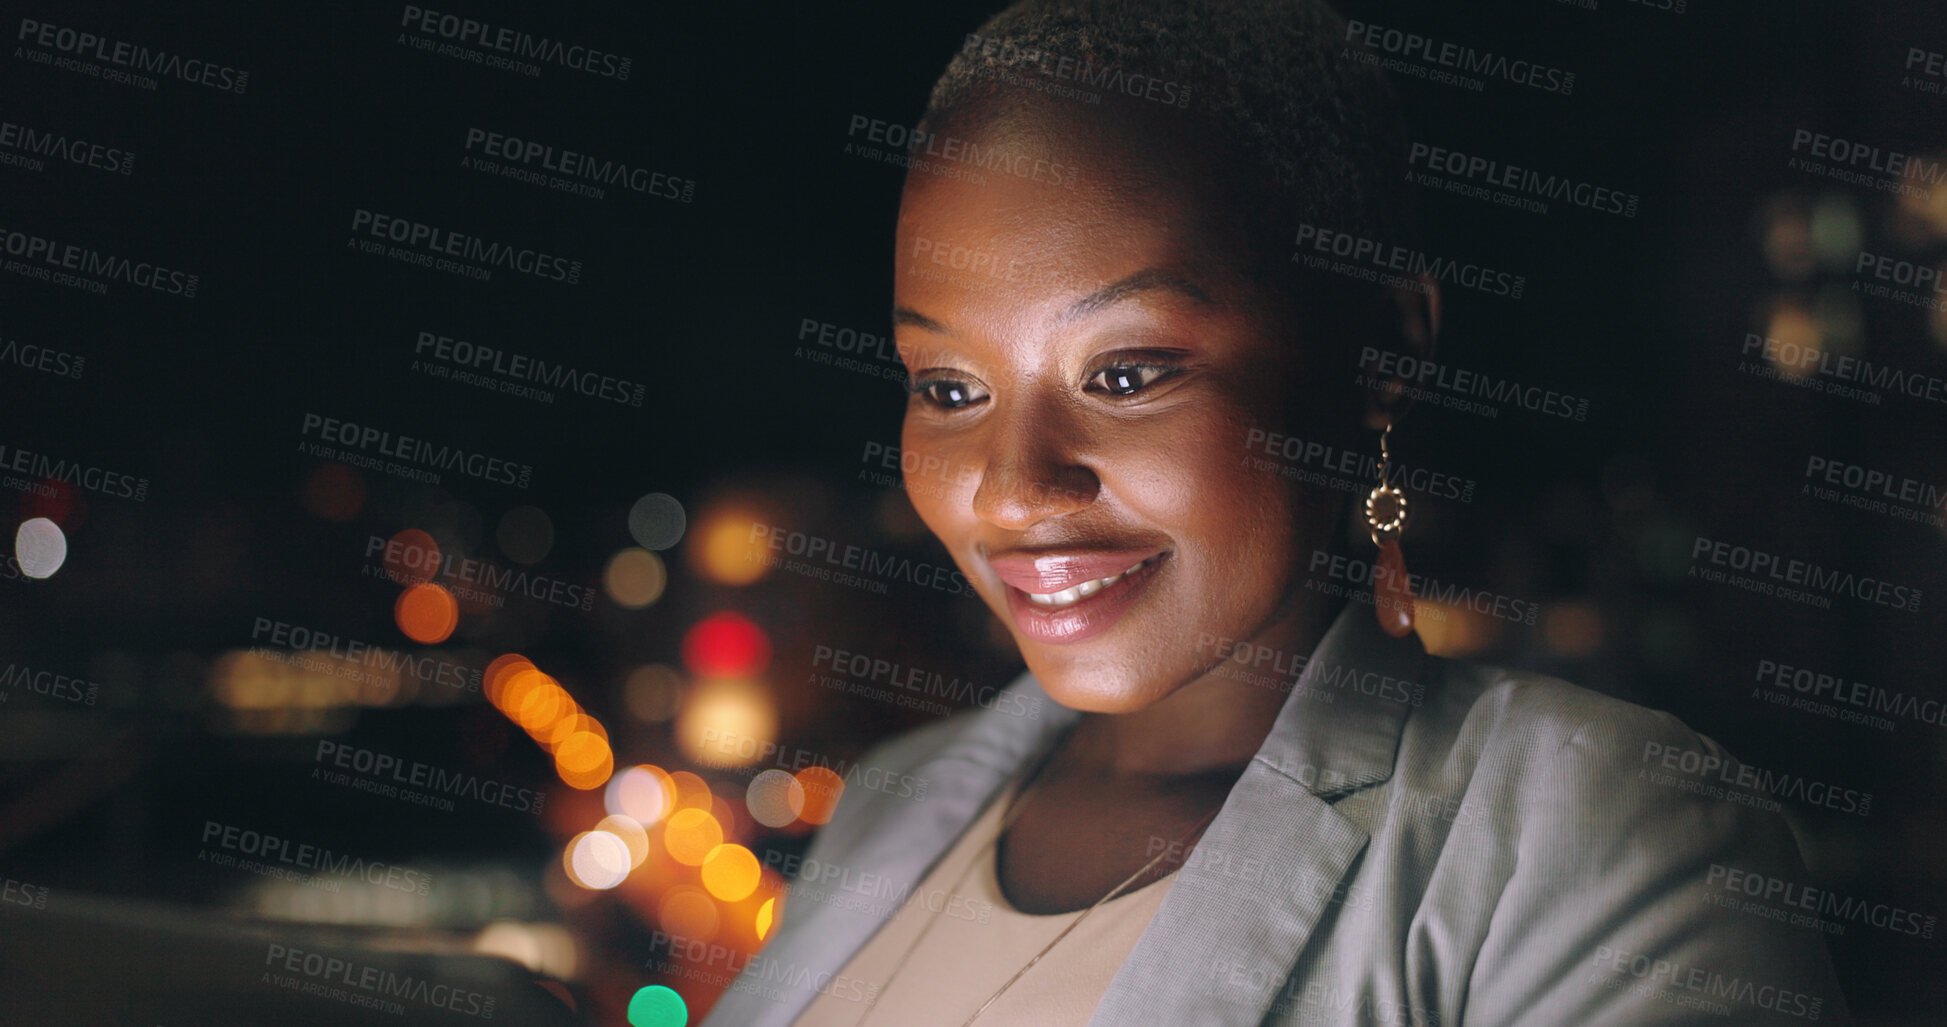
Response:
[992,549,1171,646]
[1021,554,1166,608]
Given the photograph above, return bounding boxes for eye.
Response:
[1088,364,1174,397]
[907,375,988,410]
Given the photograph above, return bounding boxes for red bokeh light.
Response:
[681,612,770,677]
[21,480,79,530]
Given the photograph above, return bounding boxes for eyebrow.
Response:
[889,266,1213,335]
[891,307,948,333]
[1062,267,1213,322]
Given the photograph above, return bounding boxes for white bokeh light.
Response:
[15,517,66,579]
[566,830,633,890]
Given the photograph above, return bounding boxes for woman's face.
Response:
[893,95,1348,714]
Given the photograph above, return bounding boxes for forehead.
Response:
[892,93,1270,324]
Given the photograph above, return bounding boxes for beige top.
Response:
[792,780,1177,1027]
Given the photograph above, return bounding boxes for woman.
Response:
[704,1,1849,1023]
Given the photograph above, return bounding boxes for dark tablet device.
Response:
[0,892,584,1026]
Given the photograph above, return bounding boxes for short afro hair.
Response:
[921,0,1417,246]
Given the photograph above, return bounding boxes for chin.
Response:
[1015,650,1182,714]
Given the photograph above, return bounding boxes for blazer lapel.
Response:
[709,677,1080,1027]
[1088,763,1371,1025]
[1089,608,1423,1026]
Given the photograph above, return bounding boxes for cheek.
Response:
[899,418,979,545]
[1104,415,1298,555]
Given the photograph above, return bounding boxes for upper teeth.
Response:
[1025,557,1154,608]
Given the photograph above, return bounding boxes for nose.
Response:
[969,396,1099,530]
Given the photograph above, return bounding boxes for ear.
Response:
[1361,273,1442,432]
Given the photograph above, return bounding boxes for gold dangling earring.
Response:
[1365,424,1416,638]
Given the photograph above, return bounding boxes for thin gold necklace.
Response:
[851,768,1223,1027]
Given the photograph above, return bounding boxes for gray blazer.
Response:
[701,608,1851,1025]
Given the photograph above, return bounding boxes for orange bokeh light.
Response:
[483,654,535,707]
[690,509,770,586]
[795,767,845,825]
[701,844,761,902]
[498,668,548,715]
[541,712,607,753]
[394,583,459,644]
[516,679,575,734]
[557,759,614,792]
[556,731,611,774]
[555,731,614,790]
[478,655,618,791]
[663,808,724,866]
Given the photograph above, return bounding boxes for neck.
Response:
[1060,591,1346,779]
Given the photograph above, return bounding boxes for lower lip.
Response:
[1001,554,1167,646]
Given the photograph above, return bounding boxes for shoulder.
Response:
[1410,665,1854,1023]
[1423,655,1725,784]
[1394,656,1814,852]
[1402,656,1836,897]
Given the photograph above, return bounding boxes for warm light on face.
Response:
[892,97,1337,715]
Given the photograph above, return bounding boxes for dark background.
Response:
[1,0,1942,1022]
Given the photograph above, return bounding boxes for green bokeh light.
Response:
[628,985,688,1027]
